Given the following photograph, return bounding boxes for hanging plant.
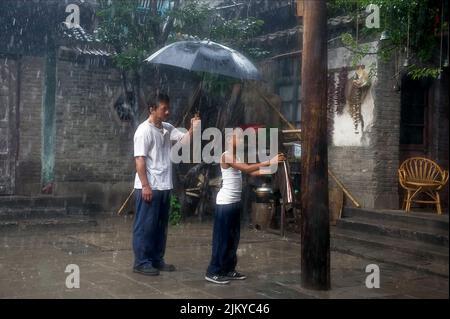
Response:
[336,67,348,115]
[327,72,336,141]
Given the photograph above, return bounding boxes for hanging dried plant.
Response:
[348,85,363,133]
[327,72,336,141]
[327,72,335,112]
[336,67,348,115]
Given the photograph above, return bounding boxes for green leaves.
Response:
[169,195,182,226]
[407,66,441,80]
[210,17,266,59]
[96,0,268,73]
[96,0,167,72]
[330,0,443,80]
[171,0,211,39]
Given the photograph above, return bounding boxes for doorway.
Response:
[398,76,432,209]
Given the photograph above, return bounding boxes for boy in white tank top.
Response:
[205,129,285,284]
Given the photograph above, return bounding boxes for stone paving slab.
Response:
[0,215,448,299]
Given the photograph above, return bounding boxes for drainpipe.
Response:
[41,36,57,194]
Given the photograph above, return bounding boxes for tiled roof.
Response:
[252,15,361,43]
[61,22,98,43]
[59,22,115,57]
[253,26,301,43]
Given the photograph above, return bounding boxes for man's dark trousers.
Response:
[133,189,171,268]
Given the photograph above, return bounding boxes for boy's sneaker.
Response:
[205,273,230,285]
[224,271,247,280]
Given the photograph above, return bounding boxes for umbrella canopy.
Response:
[144,40,262,80]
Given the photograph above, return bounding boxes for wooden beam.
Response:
[300,0,330,290]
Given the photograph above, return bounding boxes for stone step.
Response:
[0,207,68,220]
[0,207,95,220]
[0,195,101,214]
[336,217,449,247]
[343,207,449,231]
[331,233,449,278]
[331,228,449,264]
[0,216,98,233]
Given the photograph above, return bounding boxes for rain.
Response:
[0,0,448,303]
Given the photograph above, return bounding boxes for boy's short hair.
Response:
[148,93,170,112]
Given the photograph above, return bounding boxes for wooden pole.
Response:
[300,0,330,290]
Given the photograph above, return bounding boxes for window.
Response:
[278,84,301,127]
[400,77,429,147]
[114,92,134,122]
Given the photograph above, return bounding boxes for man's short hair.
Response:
[148,93,170,112]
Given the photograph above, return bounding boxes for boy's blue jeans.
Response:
[133,189,171,269]
[207,202,241,275]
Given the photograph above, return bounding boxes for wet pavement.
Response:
[0,215,448,299]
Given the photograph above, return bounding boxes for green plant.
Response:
[406,65,442,80]
[95,0,269,127]
[169,195,182,226]
[329,0,445,80]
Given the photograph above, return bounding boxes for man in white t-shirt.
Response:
[133,93,200,276]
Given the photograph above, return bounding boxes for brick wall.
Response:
[15,56,45,195]
[328,146,377,208]
[10,53,201,211]
[430,70,449,213]
[371,57,401,209]
[53,59,135,210]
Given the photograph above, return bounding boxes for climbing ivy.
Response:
[329,0,447,79]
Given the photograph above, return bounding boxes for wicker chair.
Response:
[398,157,449,214]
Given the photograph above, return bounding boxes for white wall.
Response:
[328,41,378,147]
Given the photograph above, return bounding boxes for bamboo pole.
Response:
[328,169,361,208]
[117,189,135,215]
[257,89,302,141]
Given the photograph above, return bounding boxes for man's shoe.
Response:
[133,265,160,276]
[154,263,176,272]
[205,273,230,285]
[224,271,247,280]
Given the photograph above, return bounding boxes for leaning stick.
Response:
[257,89,302,141]
[258,89,361,209]
[117,189,135,215]
[328,169,361,208]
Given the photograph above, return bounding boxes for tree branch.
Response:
[160,0,181,45]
